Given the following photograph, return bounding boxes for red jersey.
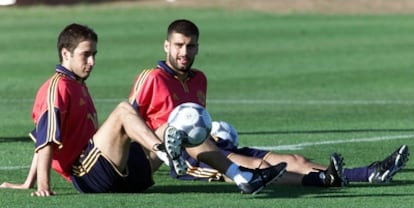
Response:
[129,61,207,130]
[30,65,98,181]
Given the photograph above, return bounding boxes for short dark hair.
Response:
[167,19,199,40]
[57,23,98,62]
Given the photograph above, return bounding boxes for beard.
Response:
[168,54,194,73]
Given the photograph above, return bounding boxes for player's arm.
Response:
[31,144,55,197]
[0,144,56,196]
[0,152,39,190]
[29,77,66,197]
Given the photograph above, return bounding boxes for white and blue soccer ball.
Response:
[168,102,212,147]
[210,120,239,147]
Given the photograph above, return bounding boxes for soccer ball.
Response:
[168,102,212,147]
[210,120,239,147]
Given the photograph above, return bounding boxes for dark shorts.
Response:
[226,146,269,158]
[71,140,154,193]
[212,138,269,158]
[171,142,270,180]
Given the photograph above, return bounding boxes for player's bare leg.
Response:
[93,102,163,171]
[255,153,326,175]
[225,151,324,174]
[218,153,304,185]
[185,140,287,194]
[185,139,234,173]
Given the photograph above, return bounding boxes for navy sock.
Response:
[344,166,369,182]
[302,172,325,187]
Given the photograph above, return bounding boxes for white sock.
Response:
[225,163,253,185]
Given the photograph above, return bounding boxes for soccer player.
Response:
[0,23,167,196]
[127,19,342,188]
[128,19,409,188]
[0,23,284,196]
[177,120,410,186]
[127,19,287,195]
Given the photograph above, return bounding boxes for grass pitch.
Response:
[0,3,414,208]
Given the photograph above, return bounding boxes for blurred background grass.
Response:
[0,2,414,207]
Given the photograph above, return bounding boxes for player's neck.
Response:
[175,72,189,81]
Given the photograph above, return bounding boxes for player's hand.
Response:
[31,189,56,197]
[0,182,31,190]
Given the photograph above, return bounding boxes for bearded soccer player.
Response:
[128,19,289,195]
[128,19,409,188]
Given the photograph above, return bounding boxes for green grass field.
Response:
[1,3,414,208]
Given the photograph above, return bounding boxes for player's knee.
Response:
[116,101,130,109]
[115,101,135,115]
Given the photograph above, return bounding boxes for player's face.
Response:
[164,32,198,76]
[62,40,97,80]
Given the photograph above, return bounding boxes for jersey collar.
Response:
[55,64,83,82]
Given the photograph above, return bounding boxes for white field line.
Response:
[0,165,30,170]
[3,98,414,105]
[252,134,414,151]
[1,134,413,170]
[208,99,414,105]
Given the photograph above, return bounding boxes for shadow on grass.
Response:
[0,137,31,143]
[50,180,414,198]
[347,179,414,188]
[147,183,339,198]
[147,180,414,198]
[401,168,414,173]
[312,192,414,198]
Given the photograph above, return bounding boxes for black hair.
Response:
[167,19,199,40]
[57,23,98,62]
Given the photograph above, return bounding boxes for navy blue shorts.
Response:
[226,146,269,158]
[71,140,154,193]
[212,138,269,158]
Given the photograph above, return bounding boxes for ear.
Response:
[61,48,71,62]
[163,40,169,53]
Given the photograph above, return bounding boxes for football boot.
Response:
[322,153,348,187]
[368,144,409,183]
[238,162,287,195]
[163,126,188,176]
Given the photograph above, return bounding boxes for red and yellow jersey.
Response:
[30,65,98,181]
[128,61,207,130]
